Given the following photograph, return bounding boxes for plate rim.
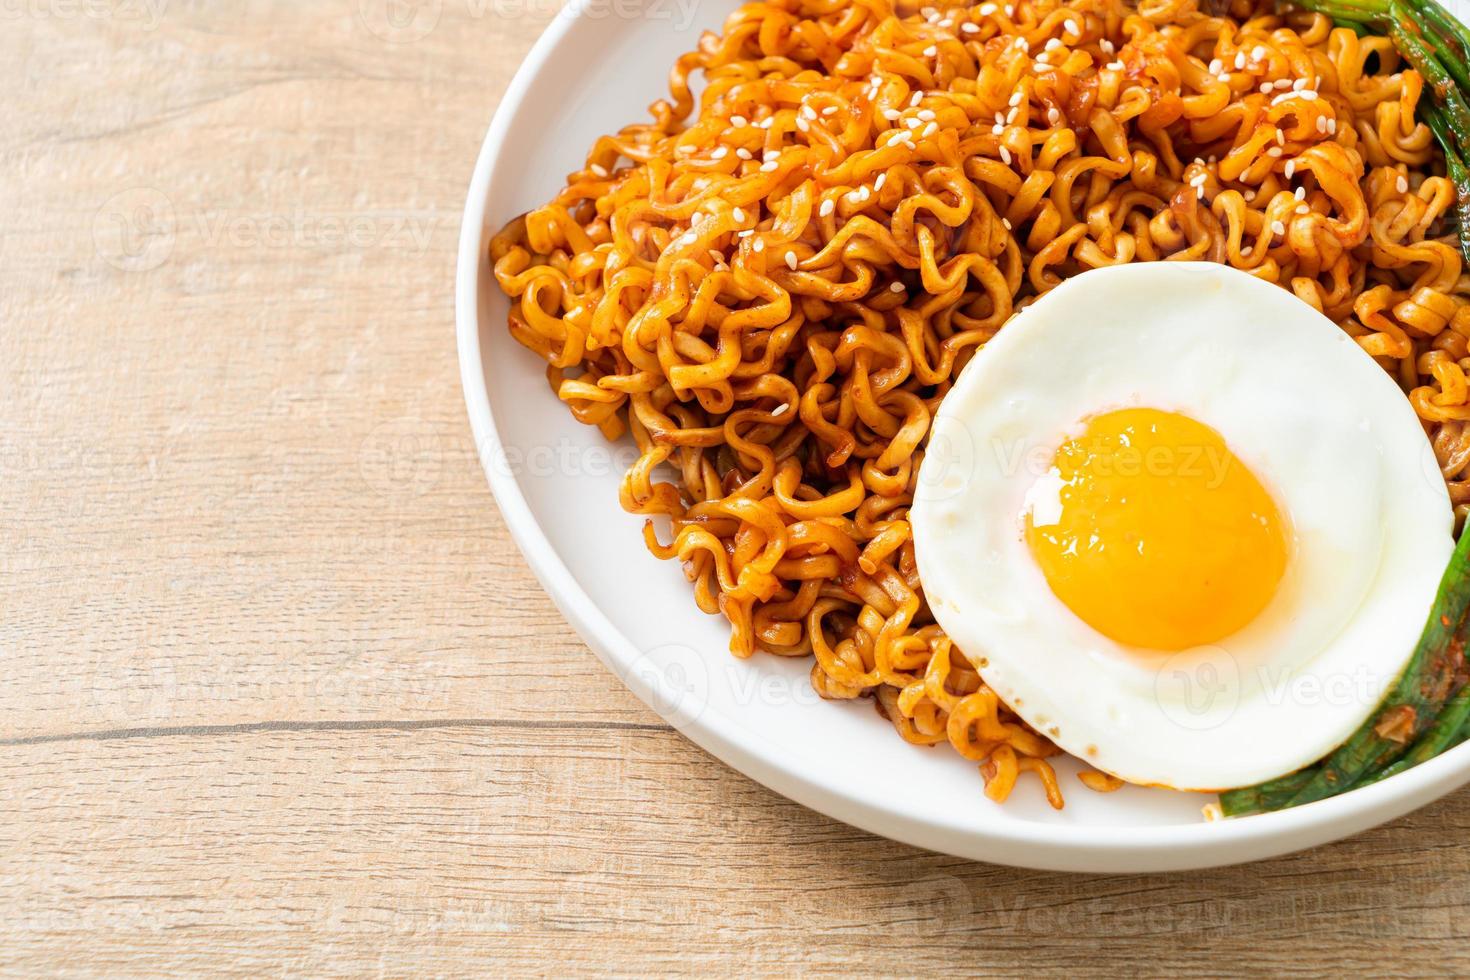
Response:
[454,0,1470,872]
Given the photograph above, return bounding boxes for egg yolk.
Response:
[1024,408,1288,652]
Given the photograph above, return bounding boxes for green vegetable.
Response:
[1423,104,1470,263]
[1221,529,1470,816]
[1291,0,1470,266]
[1360,683,1470,785]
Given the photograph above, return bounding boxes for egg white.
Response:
[911,262,1453,791]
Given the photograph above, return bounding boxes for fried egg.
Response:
[911,262,1453,791]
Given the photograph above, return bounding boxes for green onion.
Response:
[1221,529,1470,815]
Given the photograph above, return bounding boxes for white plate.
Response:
[457,0,1470,871]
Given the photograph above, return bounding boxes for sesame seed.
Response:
[708,249,723,264]
[1209,59,1223,74]
[1065,18,1080,36]
[1009,91,1023,107]
[1271,220,1285,236]
[1100,39,1114,54]
[1275,129,1285,145]
[764,149,778,161]
[590,163,608,177]
[1252,45,1266,61]
[680,232,697,245]
[737,229,753,238]
[962,22,979,33]
[1107,61,1124,70]
[770,403,790,417]
[918,109,936,121]
[753,238,764,252]
[819,199,835,217]
[1002,217,1012,229]
[1296,203,1309,214]
[907,117,923,129]
[1220,73,1231,82]
[992,123,1005,135]
[1316,116,1328,134]
[980,2,997,12]
[796,117,809,132]
[1295,186,1305,200]
[1284,161,1295,178]
[822,105,837,116]
[1036,52,1049,64]
[999,146,1012,164]
[1327,118,1337,134]
[1241,245,1252,256]
[1275,78,1292,91]
[712,147,728,159]
[910,92,923,107]
[1260,83,1273,94]
[859,186,871,201]
[1045,37,1062,51]
[736,148,752,160]
[733,207,746,222]
[1398,175,1409,193]
[802,105,817,119]
[1234,52,1246,69]
[1197,185,1205,199]
[874,173,887,191]
[1007,107,1018,123]
[760,160,779,172]
[1015,37,1029,52]
[1293,77,1308,91]
[924,45,938,57]
[890,281,905,292]
[1266,146,1281,157]
[922,122,937,137]
[1048,108,1060,125]
[731,115,748,127]
[883,108,901,121]
[759,117,774,129]
[785,251,797,270]
[1004,4,1013,15]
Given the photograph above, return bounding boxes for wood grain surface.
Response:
[5,2,1470,976]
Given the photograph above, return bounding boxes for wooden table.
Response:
[6,2,1470,974]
